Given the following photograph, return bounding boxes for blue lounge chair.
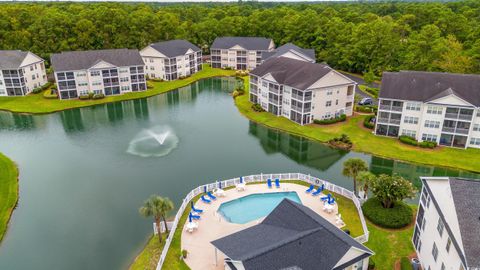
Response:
[267,179,272,188]
[321,193,331,201]
[306,185,314,193]
[201,195,211,204]
[189,212,201,220]
[191,201,203,214]
[328,197,336,205]
[275,179,280,188]
[312,185,324,196]
[207,191,217,200]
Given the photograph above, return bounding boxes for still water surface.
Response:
[0,77,478,269]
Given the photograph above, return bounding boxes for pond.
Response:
[0,77,478,270]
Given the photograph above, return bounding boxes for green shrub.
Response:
[356,105,377,113]
[419,141,437,149]
[43,89,58,99]
[147,81,154,89]
[31,87,42,94]
[399,135,418,146]
[251,103,265,112]
[235,70,248,77]
[232,90,245,98]
[368,259,375,270]
[51,84,57,90]
[79,94,90,100]
[313,114,346,125]
[359,85,379,98]
[92,93,105,100]
[362,197,413,229]
[400,257,412,270]
[364,115,375,129]
[223,66,233,70]
[41,82,53,90]
[150,78,164,82]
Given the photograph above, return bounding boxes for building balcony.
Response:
[377,118,401,125]
[379,105,403,112]
[442,127,470,134]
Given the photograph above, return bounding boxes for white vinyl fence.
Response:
[155,173,370,270]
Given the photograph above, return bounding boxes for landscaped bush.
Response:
[235,70,248,77]
[79,94,90,100]
[356,105,377,113]
[222,67,233,70]
[150,78,164,82]
[43,89,58,99]
[251,103,265,112]
[41,82,53,90]
[400,257,412,270]
[329,134,353,149]
[399,135,418,146]
[359,85,379,98]
[92,93,105,100]
[368,259,375,270]
[51,84,57,90]
[362,197,413,229]
[419,141,437,149]
[313,114,346,125]
[147,81,154,89]
[31,87,42,94]
[363,115,375,129]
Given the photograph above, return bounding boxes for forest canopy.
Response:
[0,1,479,76]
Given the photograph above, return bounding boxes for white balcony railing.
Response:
[155,173,370,270]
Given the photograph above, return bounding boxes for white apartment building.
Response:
[51,49,147,100]
[413,177,479,270]
[375,71,480,148]
[261,43,315,63]
[0,50,47,96]
[140,40,202,81]
[249,57,356,125]
[210,37,275,70]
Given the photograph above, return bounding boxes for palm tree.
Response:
[357,171,376,199]
[139,195,174,243]
[342,158,368,197]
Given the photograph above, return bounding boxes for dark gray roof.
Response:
[51,49,144,72]
[211,37,273,50]
[250,57,336,90]
[380,71,480,107]
[212,199,372,270]
[0,50,29,69]
[149,40,200,58]
[262,43,315,62]
[449,178,480,268]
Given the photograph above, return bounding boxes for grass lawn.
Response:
[0,153,19,242]
[358,85,379,98]
[129,235,166,270]
[0,65,236,114]
[235,77,480,173]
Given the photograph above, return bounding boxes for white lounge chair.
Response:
[186,221,198,233]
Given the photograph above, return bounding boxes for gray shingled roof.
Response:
[211,37,273,50]
[449,178,480,268]
[149,40,200,58]
[211,199,372,270]
[262,43,315,62]
[0,50,29,69]
[250,57,336,90]
[380,71,480,107]
[51,49,144,72]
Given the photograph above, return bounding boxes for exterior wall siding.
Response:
[142,50,202,81]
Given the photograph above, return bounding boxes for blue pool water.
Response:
[218,192,302,224]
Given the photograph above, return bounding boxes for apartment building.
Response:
[210,37,275,70]
[413,177,479,270]
[249,57,356,125]
[140,40,202,81]
[51,49,146,100]
[375,71,480,148]
[0,50,47,96]
[262,43,315,63]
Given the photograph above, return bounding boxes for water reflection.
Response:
[0,112,44,130]
[248,121,348,171]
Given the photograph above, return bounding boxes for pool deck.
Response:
[181,183,341,270]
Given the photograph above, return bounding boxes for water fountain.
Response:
[127,126,179,157]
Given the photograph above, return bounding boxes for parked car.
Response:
[358,97,373,106]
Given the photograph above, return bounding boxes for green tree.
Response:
[139,195,174,243]
[369,174,416,208]
[433,35,474,73]
[357,171,376,199]
[342,158,368,197]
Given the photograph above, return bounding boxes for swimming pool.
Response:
[217,192,302,224]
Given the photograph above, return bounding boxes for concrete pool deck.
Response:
[181,182,342,270]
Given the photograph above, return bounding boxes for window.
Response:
[90,70,100,76]
[402,129,416,138]
[119,69,128,73]
[432,243,439,261]
[470,137,480,146]
[77,82,88,87]
[335,99,338,105]
[121,86,130,91]
[262,81,267,88]
[326,101,332,107]
[422,134,438,142]
[427,106,443,115]
[437,218,444,236]
[76,72,86,77]
[425,120,440,128]
[327,90,333,95]
[120,77,129,82]
[473,124,480,131]
[92,81,102,86]
[406,102,421,111]
[446,238,451,252]
[404,116,419,124]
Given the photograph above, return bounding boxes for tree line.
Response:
[1,1,479,76]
